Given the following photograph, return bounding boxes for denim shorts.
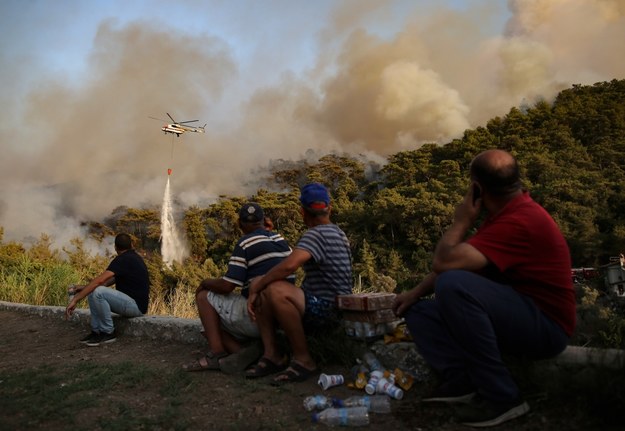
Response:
[302,291,340,334]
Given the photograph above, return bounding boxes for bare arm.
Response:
[247,248,311,321]
[65,269,115,319]
[249,248,311,296]
[432,184,488,273]
[392,272,437,317]
[195,278,237,295]
[393,185,488,318]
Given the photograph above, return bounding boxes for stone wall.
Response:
[0,300,205,344]
[2,300,623,371]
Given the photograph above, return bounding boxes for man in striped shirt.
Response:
[182,202,292,373]
[246,183,353,384]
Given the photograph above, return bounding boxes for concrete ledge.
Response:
[2,301,623,370]
[0,301,205,344]
[553,345,625,369]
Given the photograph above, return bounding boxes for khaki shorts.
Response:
[205,291,259,340]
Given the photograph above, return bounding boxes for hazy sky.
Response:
[1,0,624,249]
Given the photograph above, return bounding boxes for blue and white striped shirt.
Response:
[223,229,292,295]
[297,224,353,303]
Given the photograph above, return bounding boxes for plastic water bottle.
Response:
[362,351,383,372]
[365,370,384,395]
[333,394,392,413]
[383,369,396,384]
[311,407,369,427]
[376,377,404,400]
[303,395,333,412]
[318,373,345,390]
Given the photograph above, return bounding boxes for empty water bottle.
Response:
[303,395,333,412]
[333,394,392,414]
[361,351,383,372]
[350,363,369,378]
[311,406,369,427]
[365,370,384,395]
[376,377,404,400]
[318,373,345,390]
[383,369,396,384]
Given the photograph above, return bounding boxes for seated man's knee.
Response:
[260,281,296,308]
[195,289,207,303]
[436,270,470,299]
[404,298,435,328]
[92,286,106,299]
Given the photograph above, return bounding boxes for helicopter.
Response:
[149,113,206,137]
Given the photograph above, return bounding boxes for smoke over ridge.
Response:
[0,0,624,249]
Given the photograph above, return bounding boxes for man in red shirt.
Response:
[393,149,575,428]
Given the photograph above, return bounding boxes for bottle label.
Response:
[318,373,345,390]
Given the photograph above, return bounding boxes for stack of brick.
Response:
[337,292,402,339]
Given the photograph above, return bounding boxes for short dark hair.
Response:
[302,206,330,217]
[470,153,521,196]
[115,233,133,251]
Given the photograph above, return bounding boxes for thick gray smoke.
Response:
[0,0,624,250]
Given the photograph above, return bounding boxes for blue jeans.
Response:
[404,270,569,403]
[87,286,143,334]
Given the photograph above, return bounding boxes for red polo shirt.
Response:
[467,192,576,336]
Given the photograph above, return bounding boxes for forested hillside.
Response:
[7,80,625,294]
[130,81,625,288]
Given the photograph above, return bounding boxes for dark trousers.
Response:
[404,270,569,403]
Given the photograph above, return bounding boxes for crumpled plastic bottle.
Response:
[332,394,392,413]
[303,395,333,412]
[311,406,370,427]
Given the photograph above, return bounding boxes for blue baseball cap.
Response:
[239,202,264,223]
[299,183,330,210]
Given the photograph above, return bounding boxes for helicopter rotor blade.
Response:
[179,120,199,124]
[166,113,175,123]
[149,116,167,122]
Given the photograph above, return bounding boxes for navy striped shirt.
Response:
[223,229,292,295]
[297,224,353,303]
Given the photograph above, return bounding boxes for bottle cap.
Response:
[331,397,344,407]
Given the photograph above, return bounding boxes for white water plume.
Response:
[160,176,188,267]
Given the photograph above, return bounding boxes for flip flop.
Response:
[245,357,287,379]
[271,361,318,385]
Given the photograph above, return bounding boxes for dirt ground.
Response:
[0,309,615,430]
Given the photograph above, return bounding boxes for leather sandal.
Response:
[271,361,318,385]
[182,351,228,372]
[245,357,287,378]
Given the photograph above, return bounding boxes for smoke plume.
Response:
[0,0,623,250]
